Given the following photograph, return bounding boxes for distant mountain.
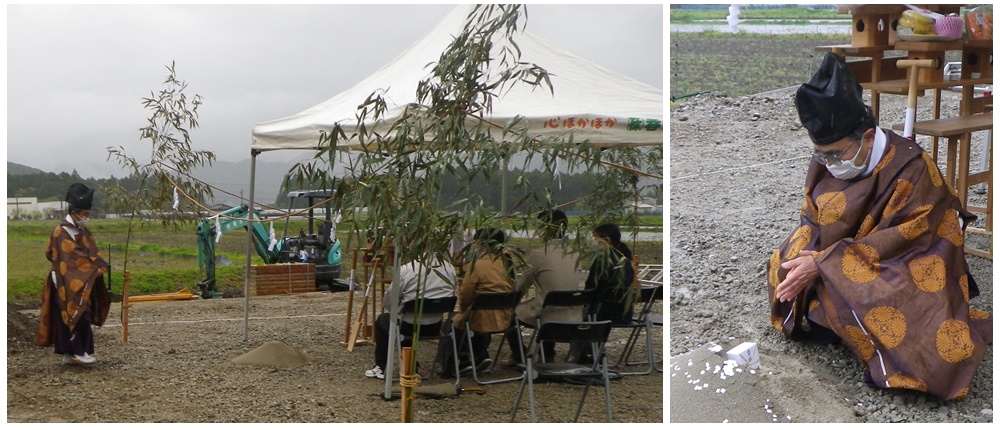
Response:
[7,162,46,175]
[7,158,322,206]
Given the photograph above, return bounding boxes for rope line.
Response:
[154,161,336,223]
[153,131,657,224]
[100,312,345,327]
[157,159,600,223]
[671,155,810,182]
[154,161,269,209]
[399,372,421,389]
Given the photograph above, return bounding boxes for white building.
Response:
[7,197,67,219]
[626,197,663,215]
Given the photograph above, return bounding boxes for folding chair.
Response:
[395,296,461,385]
[635,264,663,285]
[648,314,663,372]
[611,284,663,376]
[463,291,525,385]
[509,321,614,423]
[521,289,598,363]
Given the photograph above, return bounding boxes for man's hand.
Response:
[774,250,820,303]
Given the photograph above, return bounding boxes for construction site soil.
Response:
[7,288,664,423]
[669,88,993,423]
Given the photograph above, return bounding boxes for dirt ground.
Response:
[669,88,993,423]
[6,288,664,423]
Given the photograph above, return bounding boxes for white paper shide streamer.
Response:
[214,215,222,243]
[268,220,278,251]
[330,211,342,242]
[554,157,562,190]
[727,5,742,34]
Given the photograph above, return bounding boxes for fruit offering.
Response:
[965,5,992,40]
[899,9,935,34]
[935,14,963,39]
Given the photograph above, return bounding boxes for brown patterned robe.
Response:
[35,217,111,347]
[768,129,993,400]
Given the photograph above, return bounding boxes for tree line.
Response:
[7,170,143,217]
[9,167,661,219]
[278,167,661,214]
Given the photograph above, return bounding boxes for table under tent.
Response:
[242,4,663,399]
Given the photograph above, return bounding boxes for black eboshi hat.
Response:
[795,52,868,145]
[66,183,94,210]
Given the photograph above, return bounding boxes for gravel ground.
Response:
[669,88,993,423]
[7,288,664,423]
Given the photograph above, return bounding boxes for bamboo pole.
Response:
[122,270,131,343]
[401,346,414,422]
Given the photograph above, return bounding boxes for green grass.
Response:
[6,218,346,303]
[670,33,853,98]
[8,217,664,303]
[669,31,965,99]
[6,220,256,303]
[670,7,846,23]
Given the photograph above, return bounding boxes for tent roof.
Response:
[251,5,663,152]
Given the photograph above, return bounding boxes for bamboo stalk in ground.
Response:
[122,270,131,343]
[401,347,414,422]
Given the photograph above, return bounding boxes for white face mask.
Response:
[826,141,869,180]
[73,213,89,226]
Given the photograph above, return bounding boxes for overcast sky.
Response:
[4,3,664,179]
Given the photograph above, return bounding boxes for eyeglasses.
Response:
[811,139,859,166]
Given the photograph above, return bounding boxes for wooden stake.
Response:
[342,249,360,345]
[347,283,370,352]
[897,58,938,139]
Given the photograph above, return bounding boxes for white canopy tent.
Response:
[241,4,663,398]
[251,5,663,151]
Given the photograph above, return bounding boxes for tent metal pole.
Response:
[383,240,402,400]
[500,153,509,215]
[244,150,259,342]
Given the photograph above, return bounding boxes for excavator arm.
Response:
[196,190,346,297]
[196,205,278,298]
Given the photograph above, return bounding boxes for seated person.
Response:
[440,227,515,375]
[504,209,586,364]
[364,254,457,380]
[588,223,636,323]
[574,222,636,364]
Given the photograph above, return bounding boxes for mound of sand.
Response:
[7,305,38,343]
[232,341,311,368]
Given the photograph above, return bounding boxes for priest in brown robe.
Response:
[35,183,111,365]
[768,52,992,400]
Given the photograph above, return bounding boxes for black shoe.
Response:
[475,358,493,371]
[499,358,521,368]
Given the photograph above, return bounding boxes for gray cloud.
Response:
[6,4,663,179]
